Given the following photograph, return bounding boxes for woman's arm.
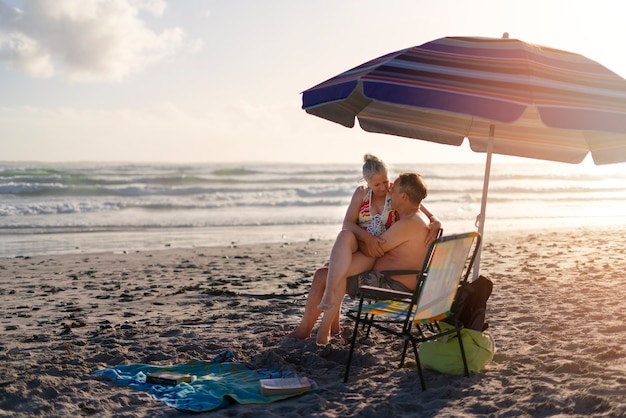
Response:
[419,204,442,245]
[342,187,385,257]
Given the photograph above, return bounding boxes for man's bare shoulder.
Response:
[384,211,428,244]
[396,210,429,228]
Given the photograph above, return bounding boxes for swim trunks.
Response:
[357,189,399,237]
[347,270,412,298]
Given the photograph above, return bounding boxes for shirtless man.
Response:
[288,173,432,345]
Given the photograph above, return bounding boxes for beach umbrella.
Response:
[301,35,626,278]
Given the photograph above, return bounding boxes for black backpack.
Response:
[450,275,493,332]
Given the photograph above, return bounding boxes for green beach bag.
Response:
[418,323,495,375]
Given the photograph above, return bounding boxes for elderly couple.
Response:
[289,154,441,345]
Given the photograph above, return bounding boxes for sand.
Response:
[1,227,626,417]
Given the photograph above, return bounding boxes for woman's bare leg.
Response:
[316,252,376,345]
[316,301,343,345]
[317,230,359,310]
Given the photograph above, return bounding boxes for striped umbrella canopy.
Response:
[301,35,626,277]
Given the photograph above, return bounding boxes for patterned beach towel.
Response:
[93,350,316,412]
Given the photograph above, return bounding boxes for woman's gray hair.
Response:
[362,154,389,181]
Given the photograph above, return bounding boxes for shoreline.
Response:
[0,224,342,259]
[3,214,626,259]
[1,226,626,416]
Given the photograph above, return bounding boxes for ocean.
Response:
[1,160,626,258]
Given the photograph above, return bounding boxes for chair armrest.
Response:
[359,285,412,302]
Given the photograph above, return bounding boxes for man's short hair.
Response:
[396,172,427,205]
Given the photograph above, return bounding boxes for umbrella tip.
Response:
[502,32,509,39]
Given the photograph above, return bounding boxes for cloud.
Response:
[0,0,187,82]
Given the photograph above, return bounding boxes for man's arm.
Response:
[372,214,430,281]
[376,218,412,254]
[377,211,430,254]
[356,216,413,255]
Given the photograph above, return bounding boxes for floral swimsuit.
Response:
[357,189,399,237]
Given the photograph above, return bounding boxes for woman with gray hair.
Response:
[289,154,439,343]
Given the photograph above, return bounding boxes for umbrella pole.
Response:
[473,124,495,281]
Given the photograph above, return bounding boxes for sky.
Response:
[1,0,626,165]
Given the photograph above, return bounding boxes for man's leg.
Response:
[287,267,328,339]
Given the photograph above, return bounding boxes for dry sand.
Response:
[1,227,626,417]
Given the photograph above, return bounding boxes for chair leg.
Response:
[456,328,470,377]
[363,314,373,338]
[411,339,426,391]
[399,339,410,368]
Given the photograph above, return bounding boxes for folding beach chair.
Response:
[344,232,481,390]
[357,227,443,339]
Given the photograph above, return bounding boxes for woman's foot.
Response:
[287,326,310,339]
[315,329,331,346]
[317,290,338,311]
[317,290,334,311]
[315,329,344,346]
[316,301,335,311]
